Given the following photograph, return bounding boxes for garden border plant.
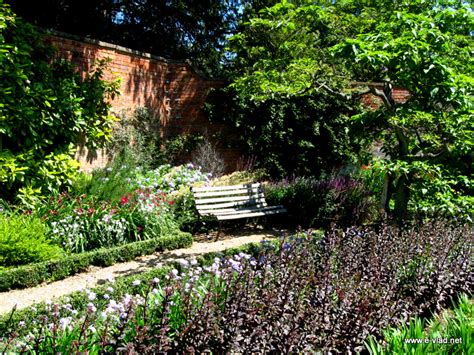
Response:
[0,231,192,292]
[0,238,277,333]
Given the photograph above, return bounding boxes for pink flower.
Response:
[120,196,129,205]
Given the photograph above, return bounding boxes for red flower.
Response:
[168,200,175,205]
[87,208,95,216]
[120,196,129,205]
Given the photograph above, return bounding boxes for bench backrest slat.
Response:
[195,193,265,205]
[193,186,260,198]
[193,183,267,213]
[192,183,261,192]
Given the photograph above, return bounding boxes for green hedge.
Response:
[0,238,280,335]
[0,231,192,292]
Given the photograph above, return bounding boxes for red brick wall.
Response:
[45,33,240,171]
[353,82,410,109]
[46,33,410,172]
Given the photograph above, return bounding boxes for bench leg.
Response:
[215,221,222,241]
[253,217,259,230]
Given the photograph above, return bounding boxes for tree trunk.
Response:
[380,173,392,215]
[393,175,410,222]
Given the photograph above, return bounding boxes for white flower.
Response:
[177,259,189,267]
[132,280,141,286]
[103,293,110,300]
[106,286,114,293]
[87,303,97,313]
[59,317,72,331]
[87,292,97,301]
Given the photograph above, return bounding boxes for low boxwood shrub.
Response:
[0,214,63,268]
[0,238,272,336]
[0,231,192,291]
[1,221,471,352]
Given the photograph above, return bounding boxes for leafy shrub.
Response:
[2,221,471,352]
[0,215,63,267]
[0,3,119,205]
[265,174,377,228]
[70,150,137,202]
[366,294,473,354]
[107,107,163,168]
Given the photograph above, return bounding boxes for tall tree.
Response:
[220,0,473,220]
[335,2,473,220]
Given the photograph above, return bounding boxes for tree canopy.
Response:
[217,0,473,220]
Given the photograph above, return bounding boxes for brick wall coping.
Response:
[39,28,223,81]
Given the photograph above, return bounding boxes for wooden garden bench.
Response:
[191,183,286,239]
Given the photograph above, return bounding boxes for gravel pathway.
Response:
[0,232,278,315]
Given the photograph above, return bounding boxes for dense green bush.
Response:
[0,231,192,291]
[0,2,119,206]
[0,214,63,268]
[206,89,365,178]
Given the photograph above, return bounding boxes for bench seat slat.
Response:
[195,193,266,205]
[198,203,268,214]
[216,208,287,221]
[196,200,267,211]
[202,205,285,216]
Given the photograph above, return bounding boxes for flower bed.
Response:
[0,162,211,273]
[36,189,179,254]
[1,221,471,353]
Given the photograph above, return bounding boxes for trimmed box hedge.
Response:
[0,231,193,292]
[0,238,281,334]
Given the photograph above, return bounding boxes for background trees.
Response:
[6,0,279,76]
[207,1,365,177]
